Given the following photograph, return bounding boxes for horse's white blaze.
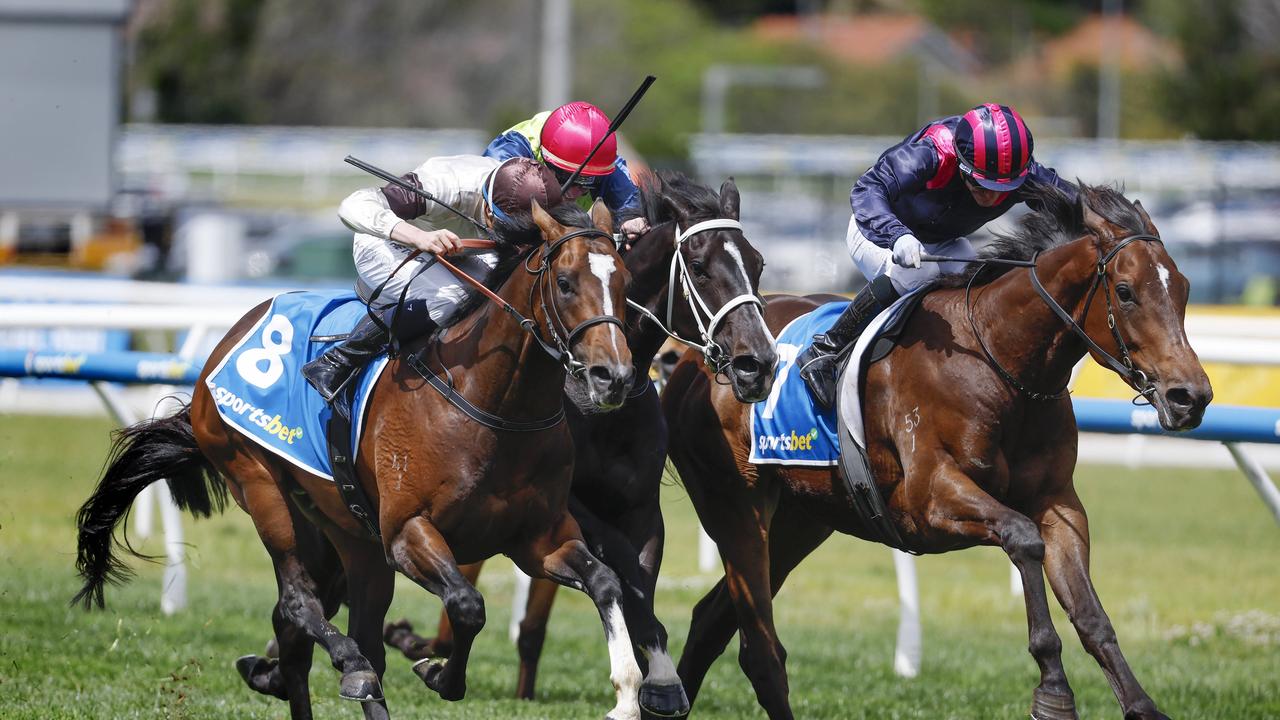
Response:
[589,252,621,354]
[603,601,642,720]
[724,241,771,337]
[1156,263,1171,293]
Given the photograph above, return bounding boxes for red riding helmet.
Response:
[540,102,617,177]
[954,103,1034,192]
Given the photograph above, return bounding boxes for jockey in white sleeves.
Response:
[302,156,562,402]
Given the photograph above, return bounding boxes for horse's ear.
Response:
[659,192,690,229]
[1081,190,1114,241]
[590,197,614,236]
[719,178,740,220]
[1133,199,1158,236]
[530,199,562,240]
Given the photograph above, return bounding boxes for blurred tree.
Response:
[137,0,263,123]
[1154,0,1280,140]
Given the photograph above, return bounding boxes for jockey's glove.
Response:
[892,234,923,268]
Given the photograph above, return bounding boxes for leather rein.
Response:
[957,233,1164,403]
[625,218,765,377]
[387,228,624,432]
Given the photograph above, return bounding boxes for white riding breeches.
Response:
[845,217,976,294]
[353,233,500,325]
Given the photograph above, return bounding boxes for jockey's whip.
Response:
[922,253,1035,267]
[558,75,657,194]
[344,155,491,234]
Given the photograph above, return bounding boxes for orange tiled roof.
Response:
[754,13,935,66]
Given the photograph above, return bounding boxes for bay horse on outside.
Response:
[74,200,687,720]
[663,184,1211,720]
[382,173,777,703]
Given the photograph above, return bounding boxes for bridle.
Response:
[625,218,764,375]
[523,228,626,379]
[392,228,625,433]
[965,233,1164,403]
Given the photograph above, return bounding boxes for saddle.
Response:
[834,288,929,552]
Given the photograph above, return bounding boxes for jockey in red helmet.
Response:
[796,103,1079,409]
[484,101,649,241]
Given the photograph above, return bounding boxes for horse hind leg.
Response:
[338,538,397,720]
[514,576,558,699]
[388,516,485,702]
[1038,492,1169,720]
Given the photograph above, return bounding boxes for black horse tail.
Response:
[72,404,226,609]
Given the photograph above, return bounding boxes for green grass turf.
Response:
[1,413,1277,719]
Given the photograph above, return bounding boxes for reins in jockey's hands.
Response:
[892,234,923,269]
[391,224,463,256]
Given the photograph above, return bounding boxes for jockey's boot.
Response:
[302,300,437,403]
[797,274,899,410]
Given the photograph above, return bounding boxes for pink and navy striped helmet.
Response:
[954,103,1034,192]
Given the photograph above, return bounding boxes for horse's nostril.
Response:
[1166,387,1194,409]
[588,366,613,384]
[732,356,761,377]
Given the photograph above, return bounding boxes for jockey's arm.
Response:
[337,165,462,254]
[849,142,934,249]
[602,158,646,237]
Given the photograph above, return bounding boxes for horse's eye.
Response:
[690,260,707,277]
[1116,283,1135,304]
[556,276,573,294]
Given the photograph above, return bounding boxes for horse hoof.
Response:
[1030,688,1078,720]
[339,670,384,703]
[412,657,465,701]
[384,619,443,660]
[234,654,287,701]
[639,682,690,719]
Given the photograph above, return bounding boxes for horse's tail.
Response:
[72,403,226,609]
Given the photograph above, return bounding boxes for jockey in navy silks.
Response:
[484,101,651,242]
[797,103,1079,409]
[301,156,563,402]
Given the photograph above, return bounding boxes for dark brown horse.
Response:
[663,185,1212,720]
[382,173,777,704]
[74,200,687,720]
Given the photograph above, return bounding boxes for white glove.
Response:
[892,234,922,268]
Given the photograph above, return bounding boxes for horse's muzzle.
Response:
[729,352,777,404]
[586,363,634,410]
[1157,381,1212,431]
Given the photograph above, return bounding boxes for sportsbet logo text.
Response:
[757,427,820,453]
[209,384,304,444]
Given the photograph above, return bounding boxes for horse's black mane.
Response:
[623,170,724,228]
[440,202,595,328]
[944,181,1148,287]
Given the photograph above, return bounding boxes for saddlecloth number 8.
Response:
[236,314,294,389]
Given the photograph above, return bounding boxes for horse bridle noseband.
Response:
[967,233,1164,403]
[625,218,765,375]
[522,228,627,378]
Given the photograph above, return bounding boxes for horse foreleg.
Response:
[388,516,485,702]
[512,514,644,720]
[1038,491,1169,720]
[337,539,396,720]
[925,467,1075,720]
[678,497,832,707]
[384,560,483,662]
[568,495,687,718]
